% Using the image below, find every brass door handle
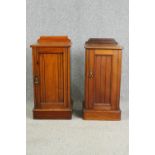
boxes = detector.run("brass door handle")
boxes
[34,76,39,85]
[89,71,94,79]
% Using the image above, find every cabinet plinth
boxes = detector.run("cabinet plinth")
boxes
[31,36,72,119]
[83,38,122,120]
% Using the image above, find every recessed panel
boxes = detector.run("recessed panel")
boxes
[39,53,64,104]
[94,55,112,104]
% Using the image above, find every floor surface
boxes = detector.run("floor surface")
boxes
[27,101,128,155]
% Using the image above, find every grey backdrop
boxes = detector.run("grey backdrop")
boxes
[26,0,129,106]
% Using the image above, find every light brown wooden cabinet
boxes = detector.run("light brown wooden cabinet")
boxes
[30,36,72,119]
[83,38,122,120]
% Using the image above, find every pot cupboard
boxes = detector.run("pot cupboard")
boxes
[83,38,122,120]
[31,36,72,119]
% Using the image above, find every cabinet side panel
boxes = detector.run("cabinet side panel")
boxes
[111,52,118,110]
[116,50,122,109]
[67,48,71,107]
[63,49,68,107]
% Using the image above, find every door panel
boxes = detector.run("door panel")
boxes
[39,53,64,103]
[37,48,67,109]
[94,55,112,104]
[88,50,118,110]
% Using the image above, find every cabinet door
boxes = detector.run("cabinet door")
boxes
[86,49,121,110]
[34,47,68,109]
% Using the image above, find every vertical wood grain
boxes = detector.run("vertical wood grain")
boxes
[105,56,112,103]
[94,56,101,103]
[58,53,64,102]
[45,54,59,102]
[39,54,46,103]
[39,51,65,105]
[94,55,112,105]
[100,56,106,103]
[67,48,71,108]
[63,49,68,107]
[111,52,118,110]
[116,50,122,109]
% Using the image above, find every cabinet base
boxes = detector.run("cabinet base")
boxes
[33,108,72,119]
[83,109,121,121]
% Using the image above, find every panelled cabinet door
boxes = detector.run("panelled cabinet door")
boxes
[36,48,68,109]
[87,49,120,111]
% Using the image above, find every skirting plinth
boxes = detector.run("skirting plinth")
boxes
[83,109,121,121]
[33,108,72,119]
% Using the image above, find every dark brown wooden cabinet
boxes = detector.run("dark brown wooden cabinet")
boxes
[83,38,122,120]
[30,36,72,119]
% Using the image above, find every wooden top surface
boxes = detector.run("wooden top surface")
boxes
[30,36,71,47]
[85,38,122,49]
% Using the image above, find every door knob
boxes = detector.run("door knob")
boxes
[89,71,94,79]
[34,76,39,85]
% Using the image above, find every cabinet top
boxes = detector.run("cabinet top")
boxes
[85,38,122,49]
[30,36,71,47]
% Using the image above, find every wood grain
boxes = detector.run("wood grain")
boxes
[105,56,112,103]
[83,108,121,121]
[94,56,101,103]
[83,38,122,120]
[31,36,72,119]
[88,50,94,109]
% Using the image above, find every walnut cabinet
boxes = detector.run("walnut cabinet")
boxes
[31,36,72,119]
[83,38,122,120]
